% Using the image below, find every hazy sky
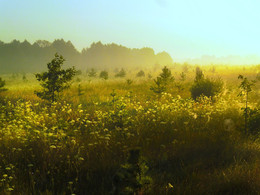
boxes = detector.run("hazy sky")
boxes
[1,0,260,59]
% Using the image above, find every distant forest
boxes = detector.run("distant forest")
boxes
[0,39,173,73]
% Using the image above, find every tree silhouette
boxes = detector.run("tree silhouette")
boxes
[0,40,173,74]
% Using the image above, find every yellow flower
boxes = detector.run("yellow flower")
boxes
[50,145,57,149]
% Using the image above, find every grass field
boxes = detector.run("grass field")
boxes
[0,65,260,194]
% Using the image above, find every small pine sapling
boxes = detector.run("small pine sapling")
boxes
[150,66,174,95]
[88,68,97,77]
[126,79,133,85]
[22,74,27,82]
[110,89,117,107]
[180,72,186,82]
[112,148,152,194]
[35,53,76,102]
[99,70,108,80]
[159,66,174,85]
[115,68,126,78]
[195,66,204,82]
[238,75,256,135]
[77,84,84,97]
[136,70,145,77]
[175,72,186,92]
[150,77,166,95]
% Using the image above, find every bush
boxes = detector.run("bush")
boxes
[190,78,223,100]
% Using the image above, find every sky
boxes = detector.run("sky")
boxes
[1,0,260,60]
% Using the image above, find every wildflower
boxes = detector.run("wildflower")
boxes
[50,145,57,149]
[78,157,84,161]
[7,188,14,191]
[28,164,34,167]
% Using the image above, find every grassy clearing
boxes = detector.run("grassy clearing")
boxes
[0,65,259,194]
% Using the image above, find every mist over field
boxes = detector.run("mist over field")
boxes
[1,0,260,194]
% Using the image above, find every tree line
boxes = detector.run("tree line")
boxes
[0,39,173,74]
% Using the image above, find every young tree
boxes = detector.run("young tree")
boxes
[238,75,256,134]
[115,68,126,78]
[150,66,174,95]
[99,70,108,80]
[179,72,186,82]
[195,66,204,82]
[22,73,27,82]
[88,68,97,77]
[126,79,133,85]
[159,66,174,84]
[77,84,84,97]
[35,53,76,102]
[150,77,166,94]
[136,70,145,77]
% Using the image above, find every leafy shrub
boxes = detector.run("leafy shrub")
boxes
[190,78,223,100]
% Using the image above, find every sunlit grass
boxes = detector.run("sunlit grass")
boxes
[0,64,259,194]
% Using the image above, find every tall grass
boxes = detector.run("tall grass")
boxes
[0,65,259,194]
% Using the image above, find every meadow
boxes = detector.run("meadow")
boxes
[0,64,260,194]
